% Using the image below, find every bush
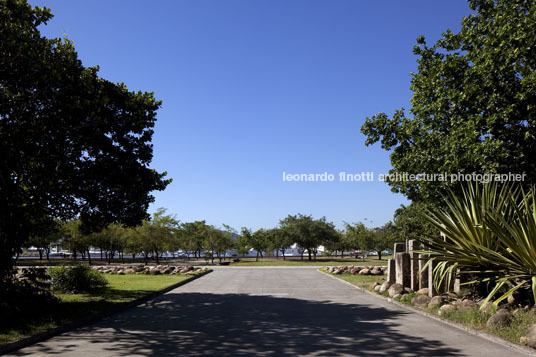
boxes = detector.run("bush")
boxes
[49,265,107,292]
[422,182,536,307]
[0,281,59,330]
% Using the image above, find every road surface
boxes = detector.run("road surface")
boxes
[8,267,527,356]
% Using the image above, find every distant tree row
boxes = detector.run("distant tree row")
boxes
[22,211,408,263]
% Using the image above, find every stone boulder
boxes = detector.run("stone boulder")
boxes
[388,283,404,298]
[412,295,431,307]
[359,268,370,275]
[438,304,456,316]
[370,268,383,276]
[428,296,445,309]
[487,311,513,328]
[416,288,429,295]
[163,267,174,274]
[523,324,536,348]
[379,281,392,293]
[455,300,479,311]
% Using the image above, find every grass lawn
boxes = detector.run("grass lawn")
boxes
[232,256,390,266]
[320,268,385,290]
[0,274,192,346]
[430,304,536,346]
[321,269,536,347]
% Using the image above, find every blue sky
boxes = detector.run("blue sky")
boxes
[32,0,470,230]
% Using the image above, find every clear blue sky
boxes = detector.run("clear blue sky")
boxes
[32,0,470,230]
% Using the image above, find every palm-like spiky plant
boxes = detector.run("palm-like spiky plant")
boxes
[420,182,536,308]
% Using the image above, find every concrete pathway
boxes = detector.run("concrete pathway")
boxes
[8,267,528,356]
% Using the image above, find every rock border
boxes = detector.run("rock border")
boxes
[0,269,212,356]
[319,269,536,357]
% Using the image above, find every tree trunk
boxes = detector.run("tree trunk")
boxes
[308,250,312,261]
[256,252,259,262]
[87,249,92,265]
[282,250,286,261]
[38,249,43,260]
[155,250,160,264]
[378,251,382,260]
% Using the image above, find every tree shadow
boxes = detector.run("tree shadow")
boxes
[12,291,464,356]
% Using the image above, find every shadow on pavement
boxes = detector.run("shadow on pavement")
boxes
[12,292,463,356]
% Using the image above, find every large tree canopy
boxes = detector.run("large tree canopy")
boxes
[280,214,339,261]
[0,0,170,281]
[361,0,536,204]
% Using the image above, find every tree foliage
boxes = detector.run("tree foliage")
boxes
[0,0,170,282]
[280,214,339,261]
[392,203,439,241]
[361,0,536,204]
[179,221,207,258]
[266,227,294,260]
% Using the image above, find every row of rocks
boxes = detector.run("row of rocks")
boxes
[372,281,413,296]
[91,265,207,275]
[324,265,386,276]
[371,278,536,349]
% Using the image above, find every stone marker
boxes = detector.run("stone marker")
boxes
[418,254,429,289]
[408,240,420,291]
[394,242,405,253]
[387,258,396,283]
[395,252,410,287]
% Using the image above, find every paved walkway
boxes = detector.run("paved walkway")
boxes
[8,267,527,356]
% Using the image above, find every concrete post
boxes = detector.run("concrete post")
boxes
[418,254,429,290]
[395,252,411,287]
[408,240,420,291]
[387,258,396,283]
[394,242,405,254]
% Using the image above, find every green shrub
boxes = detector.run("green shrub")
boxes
[422,182,536,308]
[0,281,59,330]
[49,265,107,292]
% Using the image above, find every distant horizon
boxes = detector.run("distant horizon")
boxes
[30,0,471,230]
